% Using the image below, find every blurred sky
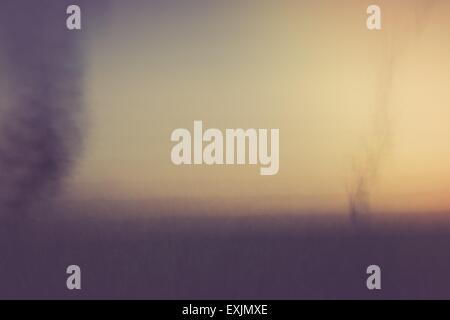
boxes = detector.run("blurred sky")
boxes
[66,0,450,214]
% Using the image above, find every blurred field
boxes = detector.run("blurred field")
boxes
[1,199,450,299]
